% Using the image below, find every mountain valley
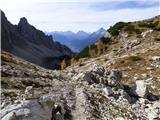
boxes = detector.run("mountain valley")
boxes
[47,28,107,52]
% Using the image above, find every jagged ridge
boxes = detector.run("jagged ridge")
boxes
[1,10,73,69]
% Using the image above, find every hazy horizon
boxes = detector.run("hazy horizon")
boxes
[0,0,159,32]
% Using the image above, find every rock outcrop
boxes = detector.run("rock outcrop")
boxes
[73,64,123,89]
[1,10,73,69]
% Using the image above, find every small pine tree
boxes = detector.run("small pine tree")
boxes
[60,59,66,70]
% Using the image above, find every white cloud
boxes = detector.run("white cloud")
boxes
[0,0,159,32]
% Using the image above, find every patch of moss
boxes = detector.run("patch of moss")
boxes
[2,91,17,97]
[128,55,142,61]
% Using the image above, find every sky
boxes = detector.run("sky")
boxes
[0,0,159,32]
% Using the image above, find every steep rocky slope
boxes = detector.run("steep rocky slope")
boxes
[1,10,73,69]
[1,51,160,120]
[75,16,160,96]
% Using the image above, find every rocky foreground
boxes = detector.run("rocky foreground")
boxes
[1,51,160,120]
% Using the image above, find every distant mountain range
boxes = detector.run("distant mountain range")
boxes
[47,28,107,52]
[1,10,73,69]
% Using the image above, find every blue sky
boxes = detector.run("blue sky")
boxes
[0,0,159,32]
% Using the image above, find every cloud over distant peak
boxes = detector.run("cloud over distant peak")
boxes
[0,0,159,32]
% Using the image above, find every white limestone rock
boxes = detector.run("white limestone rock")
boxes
[1,95,56,120]
[103,87,114,96]
[135,80,149,98]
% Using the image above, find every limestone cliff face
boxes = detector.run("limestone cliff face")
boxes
[1,10,73,69]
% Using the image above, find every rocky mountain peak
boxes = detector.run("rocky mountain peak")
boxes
[1,10,9,24]
[19,17,28,25]
[1,10,73,69]
[18,17,30,29]
[1,10,5,18]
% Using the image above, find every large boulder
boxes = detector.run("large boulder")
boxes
[1,95,65,120]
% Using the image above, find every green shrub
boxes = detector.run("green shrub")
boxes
[128,55,141,61]
[124,25,142,34]
[108,22,128,36]
[124,25,135,33]
[139,21,159,30]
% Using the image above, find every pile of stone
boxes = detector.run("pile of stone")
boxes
[72,64,160,119]
[73,64,123,89]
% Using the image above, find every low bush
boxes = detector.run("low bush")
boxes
[139,21,159,31]
[128,55,141,61]
[108,22,128,36]
[124,25,142,35]
[100,37,111,44]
